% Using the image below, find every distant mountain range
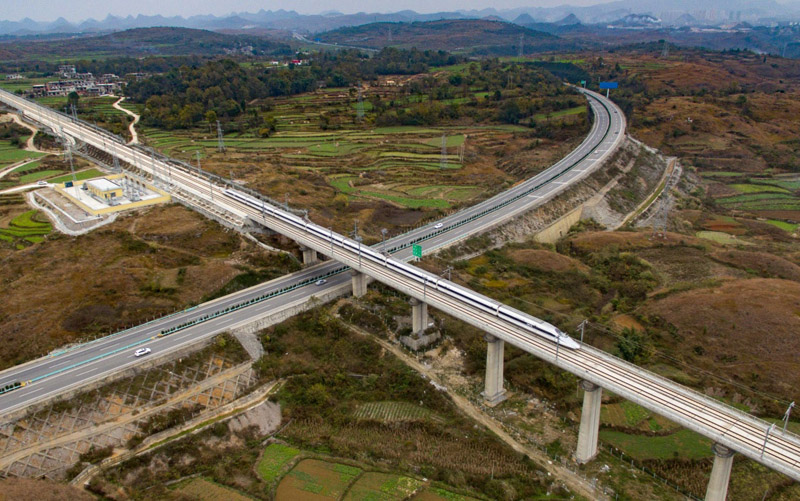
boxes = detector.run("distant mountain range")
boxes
[316,19,576,55]
[1,1,799,37]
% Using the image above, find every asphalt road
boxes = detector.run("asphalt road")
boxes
[0,88,623,417]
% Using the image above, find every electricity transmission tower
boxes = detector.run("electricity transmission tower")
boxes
[440,134,447,170]
[216,120,226,153]
[356,84,365,122]
[518,34,524,58]
[661,40,670,58]
[112,150,121,173]
[63,141,77,184]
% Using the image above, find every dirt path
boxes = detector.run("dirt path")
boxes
[0,157,41,180]
[0,113,43,153]
[112,97,140,145]
[347,324,606,501]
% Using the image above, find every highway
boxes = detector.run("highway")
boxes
[0,86,620,418]
[6,86,799,481]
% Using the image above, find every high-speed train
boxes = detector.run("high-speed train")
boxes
[224,189,580,350]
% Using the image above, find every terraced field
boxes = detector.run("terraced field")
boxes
[353,401,443,423]
[712,175,800,224]
[135,86,570,220]
[257,443,301,484]
[0,210,51,249]
[0,139,45,168]
[174,477,253,501]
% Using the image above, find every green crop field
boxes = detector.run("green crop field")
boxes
[0,76,51,93]
[174,477,253,501]
[48,168,106,184]
[699,171,745,178]
[257,443,301,484]
[10,160,44,173]
[343,472,423,501]
[696,231,752,245]
[534,106,586,121]
[729,183,790,194]
[276,459,361,500]
[0,140,45,166]
[19,170,64,183]
[423,134,465,147]
[600,428,713,461]
[766,220,799,232]
[353,401,442,423]
[0,210,51,248]
[415,487,480,501]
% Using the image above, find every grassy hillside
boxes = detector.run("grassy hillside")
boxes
[318,19,576,55]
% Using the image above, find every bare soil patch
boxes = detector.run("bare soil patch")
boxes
[565,230,697,254]
[646,278,800,401]
[711,249,800,282]
[507,248,589,273]
[0,477,93,501]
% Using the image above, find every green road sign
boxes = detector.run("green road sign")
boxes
[580,80,586,87]
[412,244,422,258]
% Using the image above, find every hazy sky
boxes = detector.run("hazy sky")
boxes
[4,0,612,22]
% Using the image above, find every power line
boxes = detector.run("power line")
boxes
[504,294,794,406]
[427,259,794,406]
[216,120,226,153]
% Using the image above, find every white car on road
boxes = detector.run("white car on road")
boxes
[434,223,443,229]
[315,279,327,286]
[134,347,151,357]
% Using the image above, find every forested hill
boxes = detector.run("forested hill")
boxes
[0,27,292,69]
[317,19,578,55]
[125,48,463,129]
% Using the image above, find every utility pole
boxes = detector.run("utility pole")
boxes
[661,40,669,58]
[578,319,588,347]
[555,333,561,362]
[112,150,121,174]
[783,402,795,433]
[381,228,388,254]
[761,423,775,458]
[441,266,452,281]
[518,34,524,58]
[195,150,202,175]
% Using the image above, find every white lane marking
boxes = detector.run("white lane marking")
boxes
[74,368,96,379]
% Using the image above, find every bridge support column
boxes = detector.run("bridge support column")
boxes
[575,380,602,463]
[299,246,318,266]
[410,298,428,333]
[705,443,735,501]
[350,270,367,298]
[481,334,507,406]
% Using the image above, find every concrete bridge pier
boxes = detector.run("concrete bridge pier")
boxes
[299,246,318,266]
[410,298,428,333]
[705,443,735,501]
[350,270,367,298]
[481,334,507,406]
[575,380,602,463]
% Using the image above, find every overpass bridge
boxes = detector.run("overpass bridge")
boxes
[1,88,796,498]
